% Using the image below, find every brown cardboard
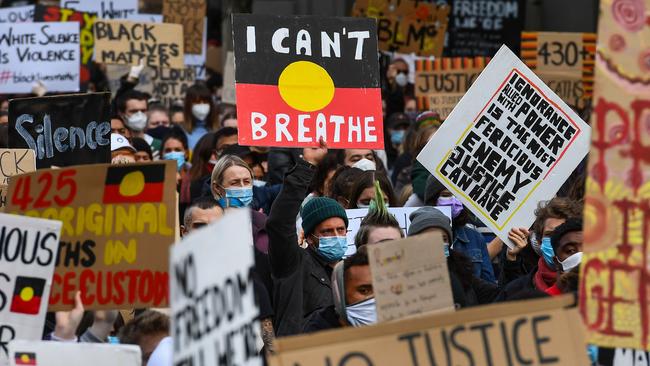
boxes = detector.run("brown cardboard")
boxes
[162,0,205,55]
[368,232,454,322]
[94,19,185,69]
[5,161,177,310]
[0,149,36,212]
[221,51,236,104]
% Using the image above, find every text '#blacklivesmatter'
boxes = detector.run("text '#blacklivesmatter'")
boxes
[438,70,579,225]
[232,14,383,148]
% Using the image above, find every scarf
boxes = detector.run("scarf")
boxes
[534,257,557,291]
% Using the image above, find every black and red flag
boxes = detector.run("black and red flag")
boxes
[232,14,384,149]
[103,164,165,204]
[14,352,36,365]
[10,276,45,315]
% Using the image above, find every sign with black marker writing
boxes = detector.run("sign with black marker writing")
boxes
[61,0,138,19]
[171,210,261,366]
[0,6,34,23]
[0,214,61,366]
[0,22,80,94]
[94,19,184,69]
[417,46,591,248]
[151,66,196,108]
[8,93,111,169]
[162,0,205,55]
[9,340,141,366]
[0,149,36,212]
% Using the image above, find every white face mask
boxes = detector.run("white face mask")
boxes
[395,72,408,87]
[191,103,210,121]
[559,252,583,272]
[346,297,377,327]
[351,158,376,171]
[126,111,147,131]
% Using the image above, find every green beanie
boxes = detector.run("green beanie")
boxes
[301,197,349,236]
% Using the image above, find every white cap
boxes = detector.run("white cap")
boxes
[111,133,136,153]
[147,336,172,366]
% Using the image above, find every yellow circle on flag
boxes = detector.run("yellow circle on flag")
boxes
[119,171,145,197]
[20,287,34,302]
[21,354,30,363]
[278,61,335,112]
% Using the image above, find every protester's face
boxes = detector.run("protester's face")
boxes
[556,231,583,262]
[0,100,8,112]
[0,114,7,125]
[252,164,265,180]
[163,138,186,155]
[438,189,453,198]
[124,99,147,117]
[344,149,374,166]
[389,60,409,77]
[312,217,347,245]
[171,111,184,125]
[139,332,167,364]
[404,99,417,114]
[356,187,388,207]
[184,207,223,235]
[417,227,450,243]
[134,151,151,162]
[215,135,238,157]
[111,118,130,137]
[543,217,565,238]
[345,264,373,305]
[221,165,253,189]
[223,118,238,128]
[111,149,135,159]
[367,226,402,245]
[147,110,170,129]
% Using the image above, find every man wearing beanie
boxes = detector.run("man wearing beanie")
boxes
[267,141,349,336]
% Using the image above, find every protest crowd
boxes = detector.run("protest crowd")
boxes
[0,0,647,365]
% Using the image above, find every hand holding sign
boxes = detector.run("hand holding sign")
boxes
[302,137,328,166]
[54,291,84,341]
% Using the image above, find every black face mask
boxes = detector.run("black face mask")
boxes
[146,125,172,140]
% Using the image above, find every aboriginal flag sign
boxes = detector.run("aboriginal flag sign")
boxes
[232,14,384,149]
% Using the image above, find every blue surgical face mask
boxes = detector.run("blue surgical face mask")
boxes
[390,130,405,145]
[220,187,253,208]
[443,243,450,257]
[163,151,185,171]
[540,237,555,267]
[437,196,464,218]
[346,297,377,327]
[315,235,347,262]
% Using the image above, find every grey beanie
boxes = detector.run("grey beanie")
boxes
[408,206,453,241]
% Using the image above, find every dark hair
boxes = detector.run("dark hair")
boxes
[148,103,169,115]
[344,245,369,276]
[447,250,475,289]
[532,197,583,242]
[328,166,364,208]
[310,152,340,196]
[161,126,189,152]
[550,218,583,253]
[130,137,153,159]
[183,83,217,132]
[189,132,216,181]
[220,111,237,127]
[0,124,8,148]
[354,215,403,248]
[213,127,238,150]
[184,196,221,227]
[118,310,169,345]
[347,170,396,209]
[116,90,148,114]
[335,149,387,174]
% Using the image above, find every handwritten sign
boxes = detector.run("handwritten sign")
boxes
[0,6,34,23]
[580,0,650,351]
[0,149,36,211]
[417,46,591,248]
[268,296,589,366]
[0,214,61,366]
[8,93,111,169]
[61,0,138,19]
[352,0,450,57]
[521,32,596,109]
[171,210,261,366]
[5,162,177,311]
[151,66,196,108]
[415,57,489,119]
[162,0,205,54]
[0,22,80,94]
[94,19,185,69]
[9,340,141,366]
[369,233,454,322]
[232,14,383,149]
[445,0,526,57]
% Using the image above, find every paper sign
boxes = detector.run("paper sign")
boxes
[369,233,454,322]
[268,296,589,366]
[0,149,36,212]
[445,0,526,57]
[5,161,177,311]
[8,93,111,169]
[171,210,261,366]
[579,0,650,351]
[0,6,34,23]
[0,22,80,94]
[94,19,185,69]
[352,0,450,57]
[163,0,205,54]
[61,0,138,19]
[151,67,196,108]
[415,57,490,119]
[222,51,236,105]
[232,14,384,149]
[9,340,141,366]
[521,32,596,109]
[0,214,61,366]
[416,46,591,248]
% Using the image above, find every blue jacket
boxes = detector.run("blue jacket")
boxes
[452,225,496,283]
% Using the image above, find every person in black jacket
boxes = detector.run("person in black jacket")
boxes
[267,140,350,336]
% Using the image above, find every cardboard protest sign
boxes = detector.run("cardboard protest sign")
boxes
[232,14,384,149]
[352,0,450,56]
[0,23,80,94]
[369,233,454,322]
[445,0,526,57]
[8,93,111,169]
[579,0,650,351]
[5,161,177,311]
[9,340,141,366]
[163,0,205,54]
[0,6,34,23]
[521,32,596,109]
[171,209,260,365]
[415,57,490,119]
[0,214,61,366]
[61,0,138,19]
[222,51,236,105]
[94,19,184,69]
[151,67,196,108]
[0,149,36,212]
[268,296,589,366]
[34,5,97,91]
[416,46,591,248]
